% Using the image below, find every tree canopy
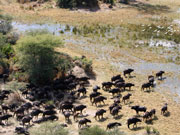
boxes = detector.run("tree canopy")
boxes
[15,33,63,85]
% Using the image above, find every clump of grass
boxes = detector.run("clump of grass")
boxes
[79,125,107,135]
[107,128,126,135]
[65,24,70,31]
[45,100,54,105]
[175,55,180,64]
[145,126,151,134]
[59,30,64,34]
[152,127,160,135]
[29,121,69,135]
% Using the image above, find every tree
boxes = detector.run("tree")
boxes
[15,33,63,85]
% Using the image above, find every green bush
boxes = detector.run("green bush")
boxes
[15,33,63,85]
[79,126,107,135]
[29,121,69,135]
[56,0,77,9]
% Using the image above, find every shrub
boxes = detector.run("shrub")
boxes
[56,0,77,9]
[79,126,107,135]
[0,20,12,35]
[29,121,69,135]
[145,126,151,134]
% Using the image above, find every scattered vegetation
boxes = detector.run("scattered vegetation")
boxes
[79,126,107,135]
[145,126,160,135]
[79,126,125,135]
[125,23,180,43]
[29,121,69,135]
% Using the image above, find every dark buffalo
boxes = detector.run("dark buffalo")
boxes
[141,82,152,91]
[123,68,134,78]
[95,109,106,120]
[78,118,91,128]
[92,96,107,106]
[127,117,141,129]
[109,88,120,96]
[124,83,135,91]
[107,122,121,130]
[73,105,86,114]
[122,93,132,104]
[102,82,113,90]
[156,71,165,80]
[111,74,122,82]
[131,106,147,114]
[89,92,101,103]
[161,103,168,115]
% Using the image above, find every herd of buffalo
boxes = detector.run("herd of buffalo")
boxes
[0,68,169,134]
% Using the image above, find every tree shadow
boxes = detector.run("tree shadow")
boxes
[129,1,170,14]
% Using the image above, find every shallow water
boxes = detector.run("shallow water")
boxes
[12,22,74,35]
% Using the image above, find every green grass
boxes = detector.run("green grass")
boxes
[29,121,69,135]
